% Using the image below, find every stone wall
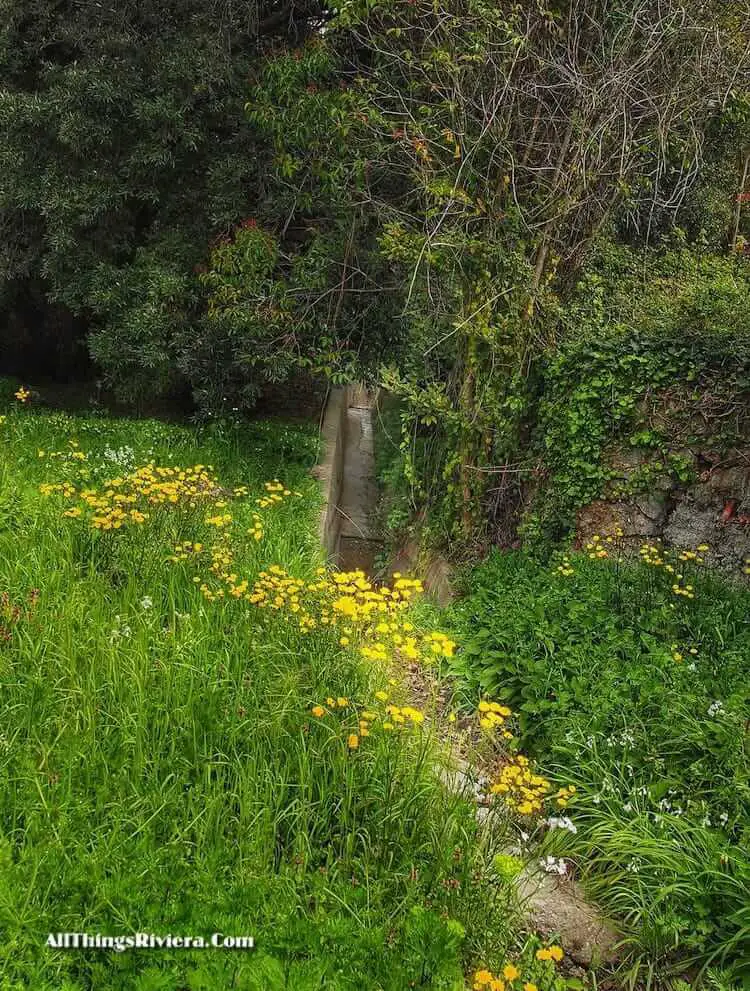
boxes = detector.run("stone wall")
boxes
[577,455,750,576]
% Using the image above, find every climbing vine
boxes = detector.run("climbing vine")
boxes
[522,248,750,548]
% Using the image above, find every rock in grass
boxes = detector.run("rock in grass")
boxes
[516,868,620,968]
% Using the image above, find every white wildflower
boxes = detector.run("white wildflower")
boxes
[540,856,568,876]
[546,816,577,834]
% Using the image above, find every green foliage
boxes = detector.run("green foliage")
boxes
[524,247,750,547]
[447,547,750,977]
[239,0,749,548]
[0,0,335,402]
[246,3,746,553]
[3,0,747,481]
[376,244,750,555]
[193,224,291,412]
[242,43,408,390]
[246,43,374,214]
[628,88,750,251]
[188,221,365,413]
[0,392,517,988]
[87,237,198,403]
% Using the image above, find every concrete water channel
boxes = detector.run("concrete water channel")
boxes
[315,385,383,573]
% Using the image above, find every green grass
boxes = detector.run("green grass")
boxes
[0,392,517,990]
[447,547,750,984]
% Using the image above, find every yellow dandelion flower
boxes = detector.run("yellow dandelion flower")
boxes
[474,970,494,987]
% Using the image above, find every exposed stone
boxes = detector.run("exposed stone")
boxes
[632,492,671,526]
[662,501,716,548]
[314,385,385,572]
[440,756,622,969]
[515,870,620,968]
[664,500,750,573]
[608,447,648,473]
[576,450,750,577]
[389,538,455,604]
[577,498,665,541]
[314,387,348,559]
[690,482,719,510]
[338,404,381,544]
[437,759,487,801]
[424,555,455,606]
[705,465,750,497]
[338,536,381,574]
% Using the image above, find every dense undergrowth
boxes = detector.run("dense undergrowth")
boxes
[372,247,750,557]
[525,246,750,548]
[0,382,550,990]
[446,545,750,983]
[3,367,748,989]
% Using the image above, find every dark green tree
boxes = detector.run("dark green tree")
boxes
[0,0,326,396]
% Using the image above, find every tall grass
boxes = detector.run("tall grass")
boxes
[0,398,516,990]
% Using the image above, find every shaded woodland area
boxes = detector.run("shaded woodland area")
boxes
[2,1,748,548]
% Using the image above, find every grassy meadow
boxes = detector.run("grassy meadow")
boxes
[0,384,547,990]
[12,376,747,989]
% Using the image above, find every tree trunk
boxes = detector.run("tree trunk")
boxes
[730,150,750,253]
[459,331,478,538]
